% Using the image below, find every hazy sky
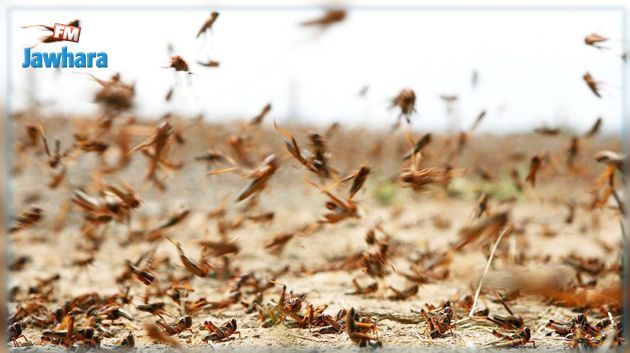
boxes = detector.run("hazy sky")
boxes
[8,7,627,132]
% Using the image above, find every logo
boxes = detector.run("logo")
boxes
[52,23,81,43]
[21,20,108,69]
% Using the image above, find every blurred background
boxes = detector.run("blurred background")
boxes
[5,5,628,133]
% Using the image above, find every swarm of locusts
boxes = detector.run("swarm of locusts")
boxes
[7,11,625,350]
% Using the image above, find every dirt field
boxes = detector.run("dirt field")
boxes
[7,116,624,350]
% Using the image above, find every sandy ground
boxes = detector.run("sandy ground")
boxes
[7,117,623,350]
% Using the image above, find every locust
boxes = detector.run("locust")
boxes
[72,134,109,155]
[226,134,255,167]
[144,322,180,347]
[118,248,155,284]
[364,221,391,246]
[197,12,220,38]
[165,86,174,101]
[146,209,190,240]
[10,256,31,271]
[565,200,576,224]
[86,303,133,322]
[99,124,134,173]
[39,126,69,188]
[137,302,170,320]
[325,122,340,139]
[455,211,510,251]
[419,305,454,339]
[401,260,450,284]
[400,154,463,192]
[308,180,361,224]
[339,165,370,198]
[469,110,487,131]
[308,132,334,178]
[246,211,275,224]
[584,33,609,49]
[526,153,544,187]
[71,253,96,272]
[317,309,347,334]
[129,120,179,190]
[16,123,41,154]
[402,133,432,161]
[45,313,79,347]
[476,193,489,218]
[197,60,220,67]
[206,197,229,219]
[594,150,625,169]
[585,117,603,138]
[264,232,296,255]
[534,126,560,136]
[197,237,240,257]
[591,150,626,210]
[346,279,378,295]
[39,125,63,167]
[10,206,43,234]
[34,273,61,293]
[583,72,602,98]
[361,242,391,279]
[166,235,215,278]
[439,94,457,104]
[431,215,452,230]
[217,216,246,235]
[274,122,335,178]
[546,313,620,349]
[124,259,157,286]
[89,72,135,113]
[345,308,381,347]
[440,94,458,121]
[486,291,524,330]
[566,136,580,169]
[390,88,417,125]
[249,103,272,126]
[453,131,469,157]
[354,85,369,98]
[485,326,534,348]
[562,254,606,276]
[117,332,135,348]
[206,291,242,310]
[7,322,29,346]
[203,319,240,342]
[167,55,192,74]
[300,9,347,28]
[255,285,306,327]
[156,315,193,336]
[289,304,333,329]
[510,168,524,191]
[474,166,496,182]
[41,327,101,349]
[72,184,140,225]
[387,284,419,301]
[278,286,308,323]
[182,299,212,315]
[235,154,279,202]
